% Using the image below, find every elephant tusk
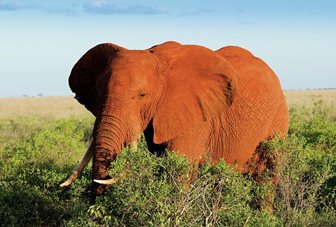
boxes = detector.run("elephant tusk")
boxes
[60,140,94,187]
[93,178,119,185]
[93,173,126,185]
[60,171,79,187]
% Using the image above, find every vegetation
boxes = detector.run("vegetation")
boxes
[0,91,336,226]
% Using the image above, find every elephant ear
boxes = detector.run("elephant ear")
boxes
[151,45,238,144]
[69,43,125,116]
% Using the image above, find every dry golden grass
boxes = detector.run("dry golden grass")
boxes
[285,89,336,108]
[0,96,92,120]
[0,96,93,146]
[0,89,335,120]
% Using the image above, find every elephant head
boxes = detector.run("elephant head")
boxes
[61,41,237,195]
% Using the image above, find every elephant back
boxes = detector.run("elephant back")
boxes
[216,46,254,59]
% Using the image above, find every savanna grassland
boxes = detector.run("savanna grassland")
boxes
[1,90,336,226]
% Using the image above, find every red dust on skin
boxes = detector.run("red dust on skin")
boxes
[66,41,288,196]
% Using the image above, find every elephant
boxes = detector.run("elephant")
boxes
[60,41,289,196]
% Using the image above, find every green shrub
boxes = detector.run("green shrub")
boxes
[73,146,279,226]
[268,100,336,226]
[0,118,93,226]
[0,99,335,226]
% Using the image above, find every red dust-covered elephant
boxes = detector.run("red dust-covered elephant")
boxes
[60,41,289,195]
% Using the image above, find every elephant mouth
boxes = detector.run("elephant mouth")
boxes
[60,138,138,187]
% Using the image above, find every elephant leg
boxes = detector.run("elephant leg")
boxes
[244,136,283,183]
[144,120,167,156]
[244,141,278,211]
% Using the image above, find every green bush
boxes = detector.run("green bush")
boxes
[0,118,93,226]
[79,147,279,226]
[269,100,336,226]
[0,99,335,226]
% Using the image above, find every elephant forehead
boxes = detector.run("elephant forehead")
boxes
[109,54,158,89]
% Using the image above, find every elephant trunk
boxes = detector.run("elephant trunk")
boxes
[92,112,128,195]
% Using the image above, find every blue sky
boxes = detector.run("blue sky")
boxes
[0,0,335,97]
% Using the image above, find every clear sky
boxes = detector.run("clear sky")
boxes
[0,0,335,97]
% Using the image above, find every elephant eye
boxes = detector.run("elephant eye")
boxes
[138,92,146,99]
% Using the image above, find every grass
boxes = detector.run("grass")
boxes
[0,90,336,226]
[0,96,94,147]
[0,96,91,120]
[285,89,336,109]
